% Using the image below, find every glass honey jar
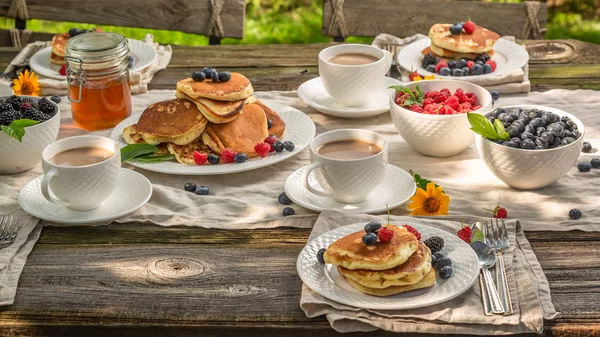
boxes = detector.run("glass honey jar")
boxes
[66,32,132,131]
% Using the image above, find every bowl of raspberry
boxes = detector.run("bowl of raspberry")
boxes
[0,95,60,174]
[389,80,492,157]
[475,105,585,190]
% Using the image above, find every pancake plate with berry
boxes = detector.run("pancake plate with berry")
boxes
[429,23,499,54]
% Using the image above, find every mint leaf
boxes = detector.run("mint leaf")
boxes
[120,144,159,162]
[1,119,39,142]
[467,113,508,141]
[134,154,175,163]
[493,119,505,135]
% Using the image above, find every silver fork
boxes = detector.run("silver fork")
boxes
[376,44,401,77]
[0,215,19,249]
[485,218,513,314]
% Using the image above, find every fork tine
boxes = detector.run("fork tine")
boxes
[483,220,492,245]
[0,216,7,241]
[500,218,509,245]
[9,216,18,240]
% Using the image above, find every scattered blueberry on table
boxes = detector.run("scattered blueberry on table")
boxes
[194,186,210,195]
[278,192,292,205]
[569,208,582,220]
[578,162,592,172]
[582,142,592,153]
[184,182,197,192]
[591,158,600,169]
[282,207,295,216]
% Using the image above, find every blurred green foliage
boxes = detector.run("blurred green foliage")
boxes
[0,0,597,45]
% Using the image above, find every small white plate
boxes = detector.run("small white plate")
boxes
[297,222,480,310]
[298,77,403,119]
[285,164,416,214]
[18,168,152,224]
[397,37,529,80]
[109,99,316,175]
[30,38,157,80]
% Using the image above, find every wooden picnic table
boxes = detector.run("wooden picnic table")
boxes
[1,41,600,336]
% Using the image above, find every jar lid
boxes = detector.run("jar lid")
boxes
[66,32,130,72]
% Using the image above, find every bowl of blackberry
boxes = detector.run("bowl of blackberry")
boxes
[0,95,61,174]
[471,105,585,190]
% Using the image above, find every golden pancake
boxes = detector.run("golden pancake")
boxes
[324,225,419,271]
[51,33,69,57]
[201,103,269,157]
[345,268,436,297]
[175,91,245,124]
[422,45,495,61]
[167,137,219,164]
[429,23,499,54]
[50,51,66,65]
[120,124,171,155]
[134,98,208,145]
[254,100,286,139]
[176,72,254,101]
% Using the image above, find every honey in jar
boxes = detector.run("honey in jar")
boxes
[66,32,132,131]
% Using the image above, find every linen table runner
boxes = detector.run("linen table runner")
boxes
[300,211,557,334]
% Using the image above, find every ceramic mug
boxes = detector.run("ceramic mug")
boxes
[40,135,121,210]
[303,129,388,204]
[318,44,393,106]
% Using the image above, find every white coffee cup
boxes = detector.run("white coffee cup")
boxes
[40,135,121,211]
[318,44,393,106]
[303,129,388,204]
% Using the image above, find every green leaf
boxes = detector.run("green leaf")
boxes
[493,119,505,135]
[120,144,159,162]
[1,119,39,142]
[133,154,175,163]
[467,113,508,141]
[387,85,405,91]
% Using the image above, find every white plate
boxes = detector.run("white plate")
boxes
[30,38,157,80]
[298,77,403,119]
[397,37,529,80]
[297,222,480,310]
[109,99,316,175]
[285,164,416,214]
[18,168,152,224]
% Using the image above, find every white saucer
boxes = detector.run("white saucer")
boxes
[284,164,416,213]
[298,77,403,119]
[18,168,152,224]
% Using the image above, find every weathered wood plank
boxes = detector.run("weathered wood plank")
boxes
[0,29,54,47]
[0,0,245,38]
[322,0,548,39]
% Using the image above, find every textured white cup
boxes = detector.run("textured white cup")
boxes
[303,129,388,203]
[41,135,121,210]
[318,44,392,106]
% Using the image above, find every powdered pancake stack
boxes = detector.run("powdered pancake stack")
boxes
[424,23,500,61]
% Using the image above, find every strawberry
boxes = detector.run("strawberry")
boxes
[457,226,473,243]
[221,149,237,163]
[59,64,66,76]
[408,71,420,81]
[463,21,476,35]
[193,151,208,165]
[484,204,508,218]
[378,227,394,243]
[403,225,421,240]
[485,60,497,72]
[254,142,271,158]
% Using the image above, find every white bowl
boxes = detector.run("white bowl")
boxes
[0,96,60,174]
[475,105,584,190]
[390,80,493,157]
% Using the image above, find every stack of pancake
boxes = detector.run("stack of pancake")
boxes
[51,33,69,66]
[423,23,500,61]
[324,225,435,296]
[122,72,286,164]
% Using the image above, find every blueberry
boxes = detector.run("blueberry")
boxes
[518,115,531,125]
[536,127,546,137]
[475,60,484,66]
[566,120,577,131]
[512,120,525,132]
[192,71,206,82]
[128,56,134,69]
[278,192,292,205]
[535,146,545,150]
[436,257,452,269]
[591,158,600,168]
[521,139,536,149]
[503,141,518,148]
[529,118,542,128]
[439,265,453,279]
[184,182,197,192]
[449,24,463,35]
[457,59,467,69]
[547,123,565,138]
[569,208,582,220]
[267,119,273,129]
[564,130,573,138]
[490,90,500,100]
[578,162,592,172]
[273,140,284,153]
[506,125,520,138]
[210,70,220,82]
[364,221,382,233]
[482,64,493,74]
[493,109,505,118]
[317,248,327,264]
[282,207,295,216]
[234,153,248,163]
[541,112,557,125]
[68,28,85,37]
[202,66,215,77]
[461,67,470,75]
[218,71,231,81]
[448,60,458,69]
[521,132,535,141]
[439,67,451,76]
[552,137,562,147]
[283,141,295,152]
[535,137,549,149]
[582,142,592,153]
[558,121,567,129]
[208,153,220,164]
[562,137,576,145]
[524,124,534,134]
[511,137,522,148]
[540,132,554,144]
[194,186,209,195]
[572,130,581,139]
[426,64,436,73]
[451,68,463,77]
[431,253,437,266]
[50,95,61,104]
[498,113,508,123]
[494,140,504,145]
[362,233,378,245]
[561,116,571,123]
[471,64,483,75]
[433,252,445,261]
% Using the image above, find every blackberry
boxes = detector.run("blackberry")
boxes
[23,107,46,121]
[0,109,20,126]
[37,97,55,115]
[421,53,436,68]
[423,236,444,253]
[21,97,36,108]
[5,95,22,110]
[475,53,491,63]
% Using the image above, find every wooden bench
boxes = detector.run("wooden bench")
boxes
[0,0,246,46]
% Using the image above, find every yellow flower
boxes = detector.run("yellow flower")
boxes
[412,75,423,81]
[408,182,450,216]
[12,70,41,96]
[424,75,436,80]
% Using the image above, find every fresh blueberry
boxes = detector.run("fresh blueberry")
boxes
[431,253,437,266]
[278,192,292,205]
[267,119,273,129]
[282,207,295,216]
[563,130,573,138]
[541,112,557,125]
[218,71,231,81]
[582,142,592,153]
[535,137,549,149]
[194,186,209,195]
[283,141,295,152]
[471,64,484,75]
[561,116,571,123]
[503,141,518,148]
[426,64,436,73]
[192,71,206,82]
[552,137,562,147]
[457,59,467,69]
[208,153,220,164]
[202,67,215,77]
[572,129,581,139]
[210,70,220,82]
[494,140,504,145]
[566,120,578,131]
[317,248,327,264]
[449,24,463,35]
[362,233,378,245]
[512,120,525,132]
[482,64,493,74]
[540,132,554,144]
[68,28,85,37]
[128,55,134,69]
[50,95,61,104]
[506,125,520,138]
[578,162,592,172]
[547,123,565,138]
[234,153,248,163]
[511,137,522,148]
[184,182,197,192]
[448,60,458,69]
[535,146,545,150]
[439,265,453,279]
[433,252,445,260]
[569,208,582,220]
[521,132,535,141]
[491,90,500,100]
[536,127,547,137]
[461,66,469,75]
[273,140,284,153]
[439,67,451,76]
[434,58,443,65]
[524,124,534,134]
[562,137,576,145]
[364,221,382,233]
[591,158,600,168]
[451,68,464,77]
[475,60,484,66]
[521,139,536,149]
[436,257,452,269]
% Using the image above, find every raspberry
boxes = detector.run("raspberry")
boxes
[425,91,439,99]
[459,102,472,112]
[424,103,442,115]
[495,207,508,218]
[457,226,472,243]
[403,225,421,240]
[221,149,237,163]
[485,60,497,71]
[378,227,394,243]
[472,105,482,110]
[422,98,434,107]
[193,151,208,165]
[254,142,271,157]
[443,96,460,110]
[441,105,455,115]
[59,64,66,76]
[440,88,451,96]
[395,92,409,106]
[434,60,448,73]
[454,89,468,103]
[466,60,475,71]
[463,21,476,34]
[433,92,448,103]
[409,104,424,113]
[264,135,278,145]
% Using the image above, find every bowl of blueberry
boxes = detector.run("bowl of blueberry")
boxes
[0,95,60,174]
[473,105,584,190]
